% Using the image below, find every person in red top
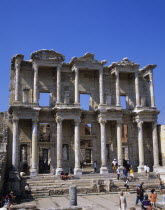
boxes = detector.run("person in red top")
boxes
[150,189,157,208]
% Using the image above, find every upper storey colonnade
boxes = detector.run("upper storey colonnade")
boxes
[11,50,157,110]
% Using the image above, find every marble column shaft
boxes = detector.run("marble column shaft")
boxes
[152,121,159,167]
[117,120,123,166]
[56,118,63,169]
[75,67,79,104]
[116,71,120,106]
[31,120,38,171]
[135,72,140,107]
[149,72,155,107]
[100,120,107,167]
[74,119,81,169]
[137,121,144,167]
[12,119,19,170]
[15,62,20,101]
[57,66,61,103]
[33,63,38,103]
[99,68,104,104]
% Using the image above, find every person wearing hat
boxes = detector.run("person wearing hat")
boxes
[112,158,118,173]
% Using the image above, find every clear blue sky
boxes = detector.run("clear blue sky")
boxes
[0,0,164,124]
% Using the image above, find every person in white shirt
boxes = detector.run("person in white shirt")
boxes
[116,166,121,180]
[112,159,118,173]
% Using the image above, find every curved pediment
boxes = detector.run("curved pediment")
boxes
[31,49,65,62]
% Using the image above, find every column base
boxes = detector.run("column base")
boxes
[56,167,63,175]
[137,165,144,173]
[136,105,141,108]
[74,168,82,176]
[100,167,109,175]
[30,168,38,177]
[153,165,165,172]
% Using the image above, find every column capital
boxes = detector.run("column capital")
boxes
[149,71,153,82]
[115,70,119,77]
[99,119,107,125]
[136,120,143,126]
[56,116,63,124]
[57,65,62,71]
[32,118,39,124]
[152,121,157,126]
[15,57,22,68]
[15,62,21,69]
[32,62,39,70]
[99,67,103,73]
[74,66,79,72]
[13,118,19,123]
[117,119,122,125]
[74,118,81,126]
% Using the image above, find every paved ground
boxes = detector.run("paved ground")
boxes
[11,192,163,210]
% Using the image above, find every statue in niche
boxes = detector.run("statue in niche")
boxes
[21,146,26,162]
[62,145,68,160]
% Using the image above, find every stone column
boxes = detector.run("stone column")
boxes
[117,120,123,166]
[135,71,140,107]
[12,118,19,170]
[33,62,39,104]
[137,120,144,172]
[99,119,108,174]
[56,65,61,104]
[149,72,155,107]
[115,71,120,106]
[99,68,104,105]
[56,117,63,175]
[31,119,38,176]
[74,67,79,104]
[74,119,82,175]
[14,60,21,101]
[152,121,159,168]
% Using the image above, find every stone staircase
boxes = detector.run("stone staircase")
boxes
[21,172,160,198]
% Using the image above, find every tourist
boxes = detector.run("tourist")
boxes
[156,170,160,179]
[135,184,142,205]
[124,178,129,192]
[140,183,145,202]
[150,189,157,208]
[117,166,121,180]
[162,189,165,203]
[93,161,97,173]
[129,167,134,181]
[25,184,30,196]
[112,159,118,173]
[123,167,128,180]
[144,164,147,176]
[60,171,65,180]
[119,191,127,210]
[159,178,164,193]
[146,165,150,180]
[141,194,151,210]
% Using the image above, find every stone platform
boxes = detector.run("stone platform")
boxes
[20,172,160,198]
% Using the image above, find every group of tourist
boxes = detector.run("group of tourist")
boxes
[0,191,16,210]
[119,187,165,210]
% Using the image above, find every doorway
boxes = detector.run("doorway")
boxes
[39,148,50,173]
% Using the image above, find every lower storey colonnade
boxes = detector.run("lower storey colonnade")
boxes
[11,118,160,176]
